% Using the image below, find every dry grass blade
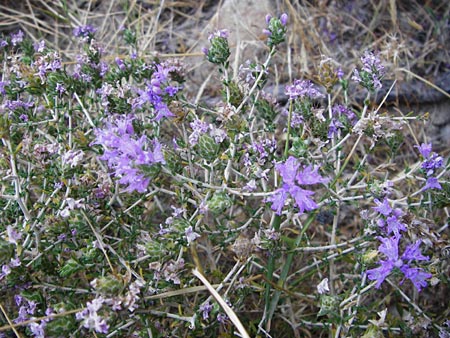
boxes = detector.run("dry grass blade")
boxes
[193,268,250,338]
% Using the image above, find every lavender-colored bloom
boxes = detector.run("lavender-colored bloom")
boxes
[367,260,394,288]
[268,188,288,215]
[201,47,209,56]
[416,142,444,190]
[135,63,181,120]
[76,297,109,334]
[289,185,317,214]
[6,225,22,244]
[208,29,229,41]
[290,111,304,128]
[280,13,288,26]
[276,156,300,185]
[352,51,385,90]
[421,152,443,176]
[377,236,400,263]
[92,115,165,193]
[0,81,10,95]
[400,266,432,292]
[73,25,96,38]
[328,118,344,138]
[10,30,24,46]
[372,197,392,216]
[402,240,429,262]
[185,226,201,244]
[115,57,126,71]
[386,215,406,235]
[199,301,213,320]
[368,235,431,291]
[28,321,46,338]
[332,104,357,125]
[296,164,329,185]
[15,295,23,307]
[33,40,45,52]
[285,79,324,100]
[217,313,228,324]
[416,143,432,159]
[269,156,327,215]
[423,177,442,191]
[189,119,210,146]
[55,83,65,95]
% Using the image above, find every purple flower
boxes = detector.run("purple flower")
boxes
[208,29,229,41]
[423,177,442,191]
[416,143,432,159]
[402,240,429,262]
[296,164,329,185]
[276,156,300,185]
[421,153,443,176]
[352,51,385,90]
[416,143,444,190]
[199,301,213,320]
[92,115,165,193]
[55,83,65,95]
[386,215,406,235]
[367,236,431,291]
[0,81,10,95]
[289,185,318,214]
[367,259,394,289]
[268,156,327,215]
[115,57,126,71]
[332,104,358,125]
[73,25,96,38]
[372,197,392,216]
[6,225,22,244]
[399,266,432,292]
[280,13,288,26]
[267,187,288,215]
[76,297,109,334]
[285,79,324,100]
[10,30,24,46]
[188,119,210,146]
[135,63,182,120]
[328,118,344,138]
[33,40,45,52]
[29,321,46,338]
[185,226,201,244]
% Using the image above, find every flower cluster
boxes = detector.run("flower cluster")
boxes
[367,235,431,291]
[135,61,183,120]
[11,295,54,338]
[367,197,432,291]
[416,142,444,191]
[328,104,358,138]
[263,13,288,47]
[202,29,230,65]
[92,115,165,193]
[285,79,324,101]
[75,297,109,334]
[73,24,97,40]
[268,156,328,215]
[352,51,386,91]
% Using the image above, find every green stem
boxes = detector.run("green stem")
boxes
[264,213,316,329]
[284,99,293,159]
[263,88,293,327]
